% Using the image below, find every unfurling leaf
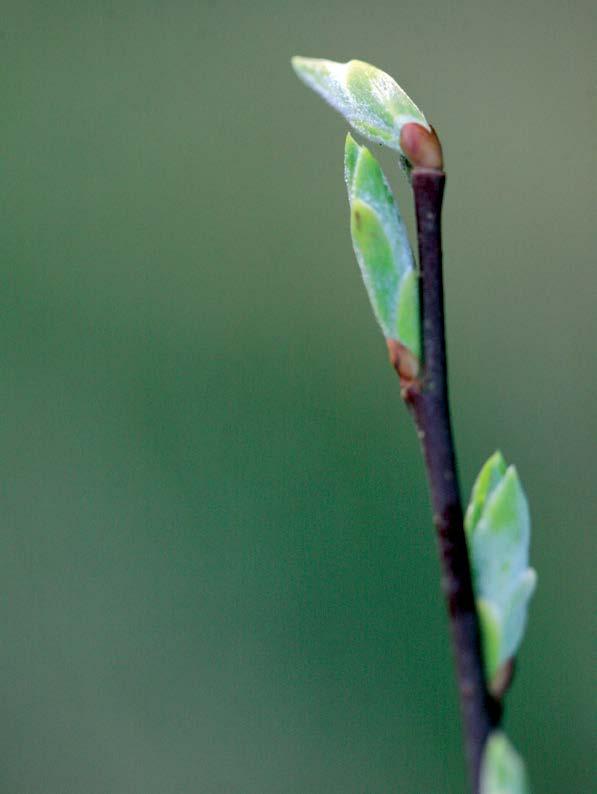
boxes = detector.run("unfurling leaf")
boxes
[344,134,420,357]
[481,732,531,794]
[291,56,429,159]
[465,452,537,682]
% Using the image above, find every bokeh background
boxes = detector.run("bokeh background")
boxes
[2,1,595,791]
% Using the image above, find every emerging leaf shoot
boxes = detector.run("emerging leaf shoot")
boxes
[291,53,536,789]
[465,452,537,683]
[481,732,531,794]
[292,56,429,161]
[344,134,420,358]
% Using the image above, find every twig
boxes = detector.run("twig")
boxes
[390,163,500,791]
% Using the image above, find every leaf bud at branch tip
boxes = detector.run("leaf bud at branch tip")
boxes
[400,123,443,170]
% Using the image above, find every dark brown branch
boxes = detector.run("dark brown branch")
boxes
[393,168,500,791]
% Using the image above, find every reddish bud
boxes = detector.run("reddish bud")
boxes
[400,123,443,170]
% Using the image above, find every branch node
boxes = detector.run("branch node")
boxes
[489,658,516,702]
[386,339,422,399]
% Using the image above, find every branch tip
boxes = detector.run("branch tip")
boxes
[401,123,444,170]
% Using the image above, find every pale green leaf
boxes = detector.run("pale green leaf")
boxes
[396,270,421,360]
[465,451,507,539]
[345,134,419,354]
[481,732,531,794]
[471,466,530,600]
[350,199,398,333]
[501,568,537,662]
[292,56,429,158]
[477,599,502,684]
[465,453,537,678]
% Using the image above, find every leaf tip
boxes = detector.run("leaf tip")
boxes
[481,732,531,794]
[291,55,333,83]
[489,449,507,470]
[290,55,318,85]
[502,463,524,496]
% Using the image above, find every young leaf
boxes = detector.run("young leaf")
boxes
[465,453,537,681]
[395,269,420,357]
[291,56,429,159]
[344,134,420,357]
[481,732,531,794]
[476,599,502,683]
[465,451,507,539]
[471,467,530,598]
[501,568,538,662]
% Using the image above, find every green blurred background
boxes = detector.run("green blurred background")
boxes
[2,2,595,791]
